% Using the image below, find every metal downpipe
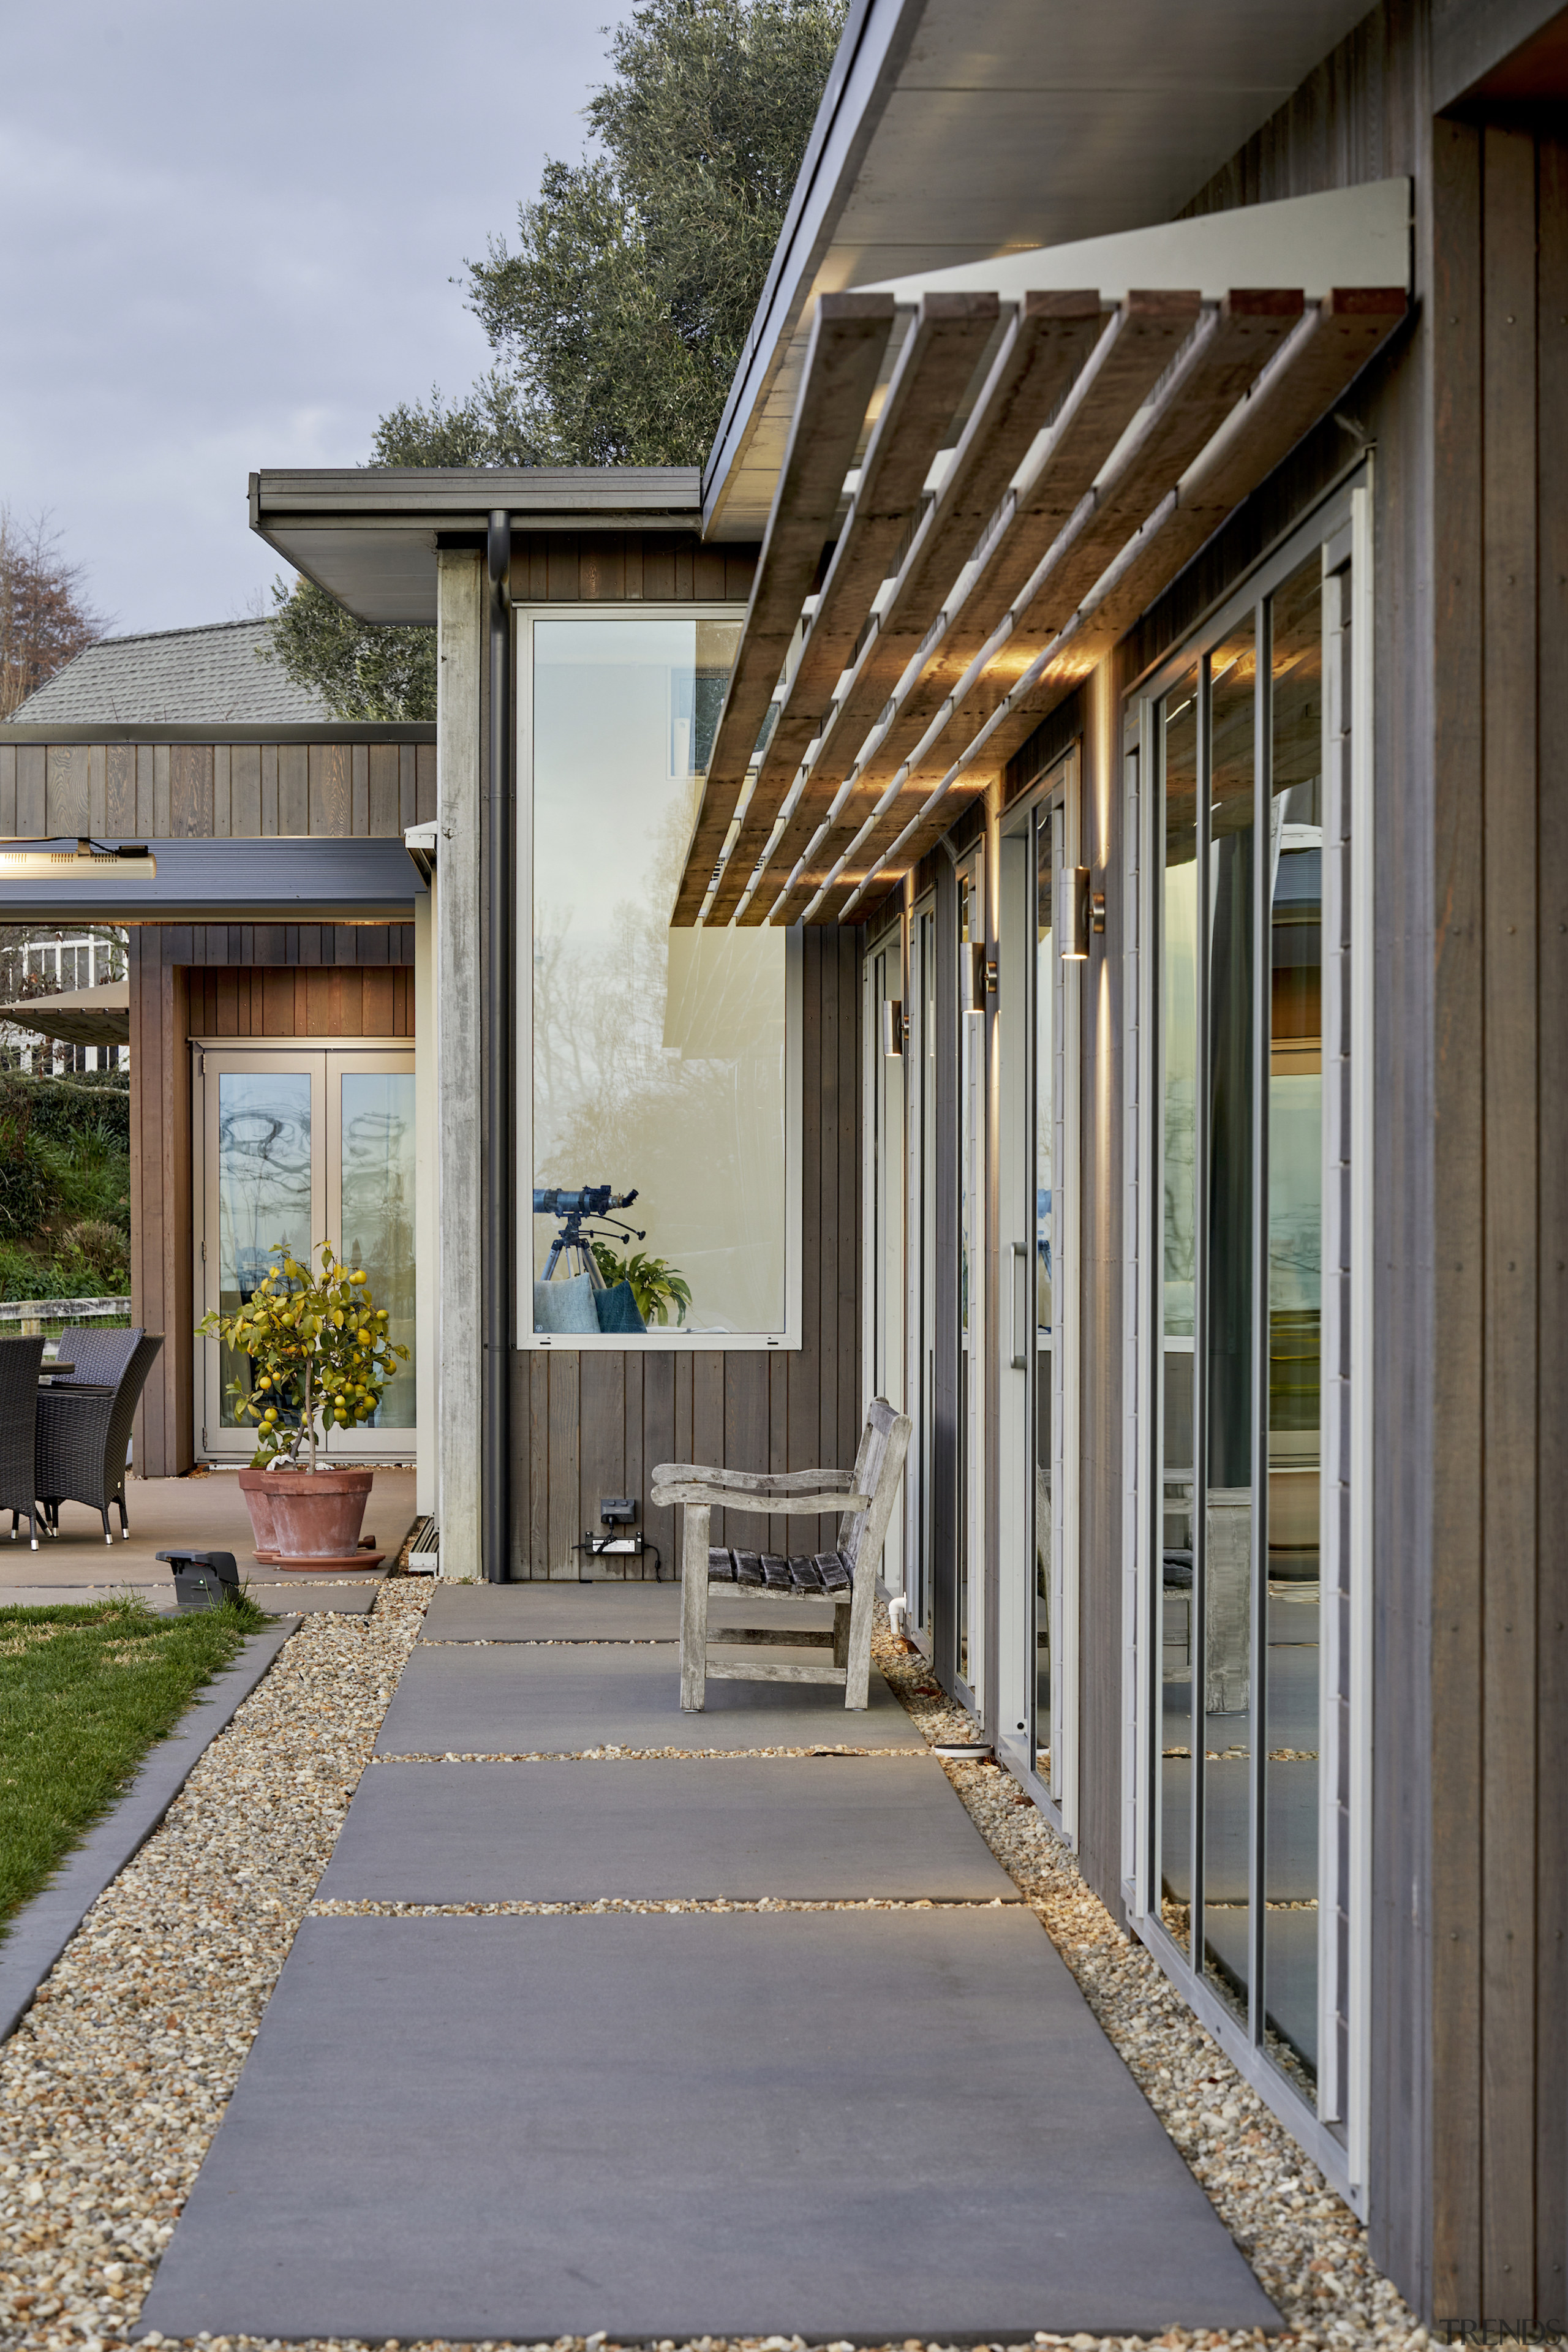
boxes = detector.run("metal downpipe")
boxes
[484,510,513,1580]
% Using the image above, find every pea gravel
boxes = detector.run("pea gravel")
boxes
[0,1581,1501,2352]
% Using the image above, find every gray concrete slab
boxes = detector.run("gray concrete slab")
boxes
[376,1642,919,1754]
[421,1580,834,1642]
[138,1910,1277,2344]
[247,1582,380,1616]
[0,1624,295,2045]
[317,1756,1019,1904]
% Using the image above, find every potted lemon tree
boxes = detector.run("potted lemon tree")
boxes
[197,1240,410,1568]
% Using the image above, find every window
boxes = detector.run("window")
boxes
[519,609,801,1348]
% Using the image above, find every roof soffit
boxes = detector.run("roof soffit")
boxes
[703,0,1392,541]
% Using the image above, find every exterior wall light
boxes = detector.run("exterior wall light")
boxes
[1060,865,1091,960]
[962,942,998,1011]
[881,999,904,1057]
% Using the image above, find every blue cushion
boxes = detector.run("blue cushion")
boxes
[594,1280,647,1335]
[532,1274,600,1335]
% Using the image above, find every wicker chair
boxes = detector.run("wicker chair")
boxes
[36,1332,164,1545]
[48,1324,145,1390]
[0,1334,45,1550]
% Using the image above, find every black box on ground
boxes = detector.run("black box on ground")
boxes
[157,1548,241,1610]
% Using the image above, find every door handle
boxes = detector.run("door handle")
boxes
[1009,1242,1028,1371]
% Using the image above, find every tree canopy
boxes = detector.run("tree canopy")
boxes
[0,509,107,720]
[265,0,844,722]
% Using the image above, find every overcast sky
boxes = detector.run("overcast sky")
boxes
[1,1,612,635]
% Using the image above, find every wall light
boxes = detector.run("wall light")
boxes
[881,999,904,1058]
[1059,865,1091,960]
[0,838,156,880]
[961,941,997,1011]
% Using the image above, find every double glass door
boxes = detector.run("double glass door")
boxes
[197,1045,417,1457]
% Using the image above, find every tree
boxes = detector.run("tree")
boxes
[0,508,107,720]
[266,0,844,718]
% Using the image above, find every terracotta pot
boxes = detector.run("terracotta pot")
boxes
[236,1466,279,1557]
[259,1466,374,1562]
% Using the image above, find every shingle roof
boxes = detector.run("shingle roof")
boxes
[9,619,333,724]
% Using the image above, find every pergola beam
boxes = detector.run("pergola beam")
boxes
[670,290,895,925]
[704,292,1000,924]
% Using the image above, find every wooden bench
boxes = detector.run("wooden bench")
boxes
[652,1397,913,1711]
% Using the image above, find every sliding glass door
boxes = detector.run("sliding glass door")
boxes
[197,1044,417,1458]
[1139,483,1367,2158]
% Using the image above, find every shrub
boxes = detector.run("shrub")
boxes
[59,1219,128,1289]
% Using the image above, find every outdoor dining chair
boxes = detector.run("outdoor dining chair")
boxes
[0,1333,45,1550]
[36,1330,164,1544]
[48,1323,145,1390]
[652,1395,912,1712]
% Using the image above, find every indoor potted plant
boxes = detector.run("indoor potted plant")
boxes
[197,1239,410,1568]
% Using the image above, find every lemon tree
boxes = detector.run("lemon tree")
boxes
[196,1238,410,1471]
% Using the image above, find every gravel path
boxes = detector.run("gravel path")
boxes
[0,1582,1471,2352]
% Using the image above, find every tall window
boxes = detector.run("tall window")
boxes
[522,611,797,1345]
[1145,495,1363,2142]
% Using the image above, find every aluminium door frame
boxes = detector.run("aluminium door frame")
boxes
[193,1037,417,1463]
[863,911,907,1608]
[1121,470,1373,2210]
[993,754,1079,1839]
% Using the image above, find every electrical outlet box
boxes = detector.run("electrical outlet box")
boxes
[599,1496,637,1525]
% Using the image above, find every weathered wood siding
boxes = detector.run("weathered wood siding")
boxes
[0,739,435,837]
[511,927,859,1578]
[510,532,756,604]
[1428,112,1568,2341]
[127,923,415,1478]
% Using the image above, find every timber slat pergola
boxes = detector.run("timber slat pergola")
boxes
[676,279,1406,930]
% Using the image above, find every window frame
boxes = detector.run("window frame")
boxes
[513,601,804,1355]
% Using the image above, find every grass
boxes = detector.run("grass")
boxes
[0,1591,271,1933]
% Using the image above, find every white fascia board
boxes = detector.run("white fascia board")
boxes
[859,179,1412,306]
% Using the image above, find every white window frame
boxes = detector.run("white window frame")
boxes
[514,601,803,1354]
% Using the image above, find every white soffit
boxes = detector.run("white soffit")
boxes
[861,179,1413,308]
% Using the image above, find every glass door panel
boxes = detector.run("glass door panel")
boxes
[214,1066,315,1433]
[909,902,937,1635]
[200,1046,417,1457]
[1158,664,1200,1953]
[1032,803,1060,1782]
[338,1069,418,1432]
[868,937,905,1599]
[1264,549,1326,2101]
[957,858,984,1694]
[1202,619,1259,2026]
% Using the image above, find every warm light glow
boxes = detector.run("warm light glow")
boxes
[0,841,156,880]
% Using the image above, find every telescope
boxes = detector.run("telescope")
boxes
[532,1186,637,1219]
[533,1184,644,1286]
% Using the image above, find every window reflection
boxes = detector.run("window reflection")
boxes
[530,615,790,1337]
[216,1072,312,1428]
[1264,552,1325,2101]
[1034,805,1055,1780]
[1158,665,1199,1953]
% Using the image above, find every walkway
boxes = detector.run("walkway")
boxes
[137,1583,1276,2344]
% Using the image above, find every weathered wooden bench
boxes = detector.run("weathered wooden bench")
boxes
[651,1396,913,1711]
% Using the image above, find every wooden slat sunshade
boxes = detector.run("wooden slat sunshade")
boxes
[674,282,1406,927]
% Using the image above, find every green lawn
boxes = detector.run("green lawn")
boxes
[0,1594,269,1932]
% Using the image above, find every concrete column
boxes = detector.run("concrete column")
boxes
[435,549,483,1574]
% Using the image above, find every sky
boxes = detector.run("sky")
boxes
[0,1,612,636]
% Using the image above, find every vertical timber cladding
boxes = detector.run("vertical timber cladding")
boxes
[0,739,437,840]
[513,929,859,1580]
[1431,114,1568,2339]
[127,923,417,1479]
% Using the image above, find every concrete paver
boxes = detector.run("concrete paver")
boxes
[139,1910,1278,2344]
[375,1641,920,1753]
[317,1755,1020,1904]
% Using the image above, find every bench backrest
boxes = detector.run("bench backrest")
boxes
[837,1396,913,1582]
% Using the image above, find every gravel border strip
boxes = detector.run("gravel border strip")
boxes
[0,1621,296,2046]
[309,1897,1010,1916]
